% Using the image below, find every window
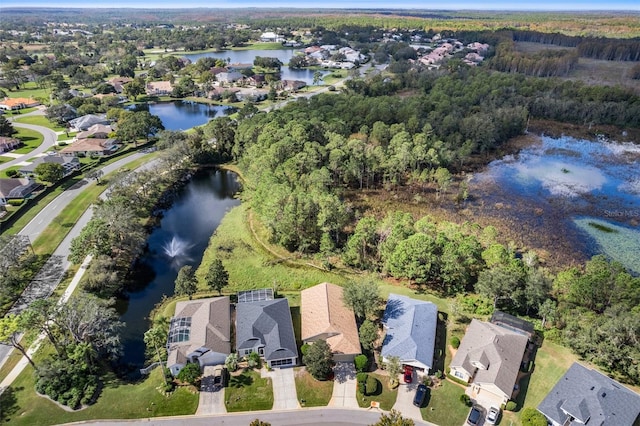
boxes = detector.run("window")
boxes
[167,317,192,344]
[454,370,464,379]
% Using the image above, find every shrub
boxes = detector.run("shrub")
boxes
[7,199,24,206]
[225,353,238,372]
[300,343,310,356]
[505,401,518,411]
[176,362,201,386]
[247,351,262,369]
[365,375,379,396]
[5,169,18,177]
[450,336,461,348]
[354,354,368,372]
[460,394,472,406]
[521,407,548,426]
[357,372,367,394]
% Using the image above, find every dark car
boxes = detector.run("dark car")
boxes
[466,405,483,425]
[403,365,413,383]
[413,384,428,407]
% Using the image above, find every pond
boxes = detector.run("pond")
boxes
[471,135,640,273]
[183,48,329,84]
[132,100,234,131]
[117,170,240,371]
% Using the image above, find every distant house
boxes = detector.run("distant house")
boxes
[68,114,109,132]
[260,32,285,43]
[381,294,438,372]
[107,77,133,93]
[235,289,298,368]
[209,66,228,76]
[19,155,80,177]
[59,138,119,157]
[538,362,640,426]
[76,124,114,140]
[279,80,306,92]
[0,97,40,111]
[216,71,244,84]
[0,177,39,202]
[0,137,21,153]
[301,282,361,362]
[145,81,173,96]
[449,319,528,406]
[166,297,231,376]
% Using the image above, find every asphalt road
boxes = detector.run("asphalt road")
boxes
[0,117,58,172]
[62,407,434,426]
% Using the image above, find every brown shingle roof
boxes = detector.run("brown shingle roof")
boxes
[301,282,361,356]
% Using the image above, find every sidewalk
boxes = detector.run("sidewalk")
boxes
[0,254,92,395]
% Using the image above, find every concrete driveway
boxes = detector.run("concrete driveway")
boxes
[262,367,299,410]
[196,366,227,415]
[392,371,424,422]
[329,362,359,408]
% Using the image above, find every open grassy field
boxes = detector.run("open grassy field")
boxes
[0,365,197,425]
[225,369,273,412]
[513,41,639,92]
[3,82,50,100]
[195,204,348,292]
[294,367,333,407]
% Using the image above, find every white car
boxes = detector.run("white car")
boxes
[486,406,500,425]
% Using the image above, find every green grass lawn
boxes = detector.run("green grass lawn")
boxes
[421,380,470,425]
[195,204,348,292]
[294,367,333,407]
[14,115,66,132]
[4,82,50,100]
[503,340,576,426]
[0,365,197,425]
[13,127,43,154]
[225,369,273,412]
[356,373,398,410]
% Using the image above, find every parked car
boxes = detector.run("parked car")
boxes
[413,384,428,407]
[486,406,500,425]
[403,365,413,383]
[466,405,483,425]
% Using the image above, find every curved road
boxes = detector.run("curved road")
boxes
[63,407,433,426]
[1,111,58,171]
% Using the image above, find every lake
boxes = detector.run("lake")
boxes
[471,135,640,273]
[183,49,329,84]
[133,101,234,131]
[117,170,240,371]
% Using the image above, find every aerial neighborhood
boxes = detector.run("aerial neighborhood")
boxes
[0,5,639,426]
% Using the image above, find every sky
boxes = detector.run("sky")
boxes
[1,0,639,10]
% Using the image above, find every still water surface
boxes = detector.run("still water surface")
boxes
[118,170,240,369]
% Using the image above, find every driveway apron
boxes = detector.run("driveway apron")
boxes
[263,367,300,410]
[329,362,359,408]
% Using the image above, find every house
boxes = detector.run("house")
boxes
[76,124,114,140]
[235,289,298,368]
[19,155,80,177]
[260,31,285,43]
[0,97,40,111]
[301,282,361,362]
[166,297,231,376]
[59,138,119,157]
[145,81,173,96]
[107,77,133,93]
[216,71,244,84]
[68,114,109,132]
[0,137,21,153]
[0,177,39,202]
[381,294,438,372]
[449,319,528,406]
[537,362,640,426]
[279,80,306,92]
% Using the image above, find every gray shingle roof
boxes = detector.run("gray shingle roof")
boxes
[450,319,528,399]
[236,298,298,361]
[538,362,640,426]
[381,294,438,370]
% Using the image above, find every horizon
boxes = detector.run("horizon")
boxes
[1,1,639,12]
